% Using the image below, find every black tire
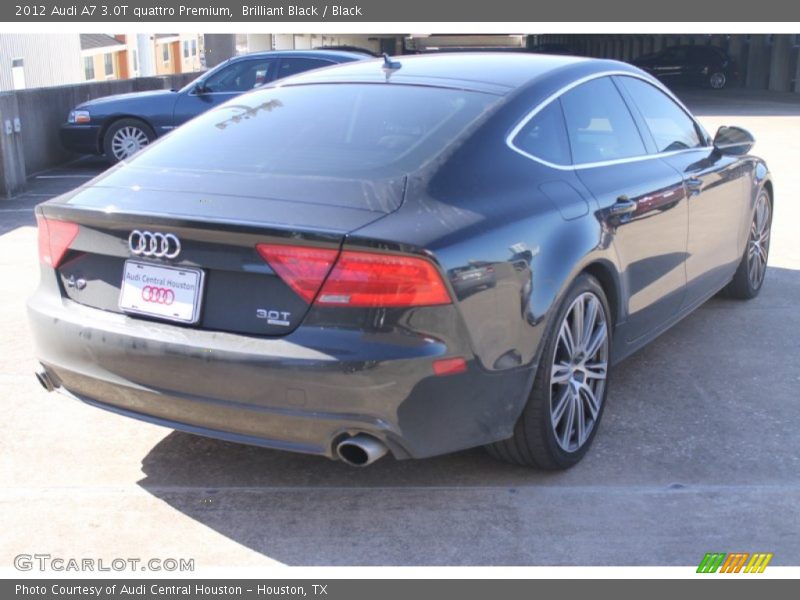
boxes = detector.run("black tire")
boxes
[708,71,727,89]
[724,189,772,299]
[486,273,612,470]
[102,118,155,164]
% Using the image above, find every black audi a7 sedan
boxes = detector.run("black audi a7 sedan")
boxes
[29,53,772,469]
[632,44,738,90]
[60,49,367,163]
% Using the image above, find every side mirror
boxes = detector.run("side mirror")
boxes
[713,126,755,155]
[193,82,209,95]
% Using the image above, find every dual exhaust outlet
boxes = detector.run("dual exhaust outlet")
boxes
[35,369,55,393]
[35,368,387,467]
[335,433,388,467]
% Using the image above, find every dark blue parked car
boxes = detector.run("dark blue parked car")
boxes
[60,49,368,163]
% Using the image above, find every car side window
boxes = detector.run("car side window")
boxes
[512,100,571,165]
[559,77,646,164]
[277,58,335,79]
[617,76,704,153]
[202,59,275,93]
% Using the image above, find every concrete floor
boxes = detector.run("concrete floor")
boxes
[1,89,799,568]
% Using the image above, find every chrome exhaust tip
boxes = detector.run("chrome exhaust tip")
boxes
[335,434,388,467]
[35,369,55,393]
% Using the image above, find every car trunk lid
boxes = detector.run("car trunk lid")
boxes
[40,172,404,336]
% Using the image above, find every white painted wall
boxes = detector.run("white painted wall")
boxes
[0,34,83,91]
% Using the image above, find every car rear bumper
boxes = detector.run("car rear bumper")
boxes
[60,123,102,155]
[27,291,533,460]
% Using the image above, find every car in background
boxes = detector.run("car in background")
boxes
[632,44,737,89]
[449,261,497,298]
[60,50,368,163]
[527,43,576,55]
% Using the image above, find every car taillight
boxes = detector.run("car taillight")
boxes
[318,250,451,307]
[432,357,468,376]
[36,215,78,268]
[256,243,452,307]
[255,244,339,304]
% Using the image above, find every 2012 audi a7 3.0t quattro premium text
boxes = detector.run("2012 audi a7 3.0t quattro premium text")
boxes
[28,54,772,469]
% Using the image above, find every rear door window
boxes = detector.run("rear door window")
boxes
[202,59,276,92]
[276,57,336,79]
[559,77,646,164]
[617,76,705,152]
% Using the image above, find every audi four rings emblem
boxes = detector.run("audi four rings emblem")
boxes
[141,286,175,305]
[128,230,181,259]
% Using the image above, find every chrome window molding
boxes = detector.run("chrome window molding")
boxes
[188,89,241,97]
[189,59,337,96]
[506,70,713,171]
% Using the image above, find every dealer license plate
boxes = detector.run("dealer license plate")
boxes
[119,260,204,324]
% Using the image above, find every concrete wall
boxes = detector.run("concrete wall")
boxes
[203,34,237,68]
[246,34,274,52]
[269,34,385,53]
[0,72,199,197]
[0,93,26,196]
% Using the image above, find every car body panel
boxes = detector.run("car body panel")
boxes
[28,255,533,459]
[576,161,690,343]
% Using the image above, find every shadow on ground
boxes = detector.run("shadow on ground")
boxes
[136,266,800,565]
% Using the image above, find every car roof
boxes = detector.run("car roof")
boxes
[231,49,370,61]
[275,52,605,95]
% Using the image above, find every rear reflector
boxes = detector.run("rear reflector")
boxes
[317,250,451,307]
[256,243,452,307]
[255,243,339,304]
[36,216,78,268]
[432,357,468,376]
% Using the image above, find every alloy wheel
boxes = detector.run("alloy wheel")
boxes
[550,292,609,453]
[747,193,771,290]
[111,126,150,161]
[709,72,727,89]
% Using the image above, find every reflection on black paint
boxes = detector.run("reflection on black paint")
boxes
[214,99,284,130]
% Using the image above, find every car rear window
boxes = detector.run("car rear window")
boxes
[130,83,499,177]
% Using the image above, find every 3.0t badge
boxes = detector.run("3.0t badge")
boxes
[256,309,291,327]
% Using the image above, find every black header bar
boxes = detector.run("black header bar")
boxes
[3,0,800,22]
[4,579,796,600]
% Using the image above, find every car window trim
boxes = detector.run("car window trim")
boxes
[506,70,713,171]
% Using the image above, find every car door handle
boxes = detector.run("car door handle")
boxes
[609,196,638,216]
[686,177,703,195]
